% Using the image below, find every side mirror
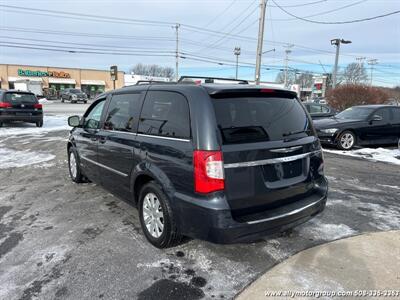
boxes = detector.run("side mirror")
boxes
[68,115,80,127]
[370,115,383,123]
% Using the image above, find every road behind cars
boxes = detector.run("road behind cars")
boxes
[0,125,399,299]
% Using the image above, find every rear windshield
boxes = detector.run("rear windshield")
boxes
[5,93,37,104]
[70,89,82,94]
[212,97,311,144]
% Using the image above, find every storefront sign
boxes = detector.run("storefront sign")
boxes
[18,69,71,78]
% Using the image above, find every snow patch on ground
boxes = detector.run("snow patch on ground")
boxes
[38,98,52,104]
[298,219,357,240]
[0,148,55,169]
[288,269,344,291]
[377,184,400,190]
[324,147,400,165]
[0,115,70,137]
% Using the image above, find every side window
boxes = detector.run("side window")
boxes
[104,93,141,132]
[138,91,190,139]
[392,108,400,122]
[304,104,311,113]
[374,108,391,122]
[321,106,330,113]
[85,99,105,129]
[310,104,322,113]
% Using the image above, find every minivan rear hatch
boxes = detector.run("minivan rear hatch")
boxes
[209,88,323,220]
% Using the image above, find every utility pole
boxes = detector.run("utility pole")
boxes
[234,47,241,79]
[255,0,267,85]
[173,23,180,82]
[284,45,293,88]
[368,59,378,86]
[331,38,352,89]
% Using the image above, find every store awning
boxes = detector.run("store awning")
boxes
[48,78,76,84]
[81,80,105,86]
[8,76,43,82]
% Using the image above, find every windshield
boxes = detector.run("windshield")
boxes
[5,93,37,104]
[212,97,312,144]
[335,107,375,120]
[70,89,82,94]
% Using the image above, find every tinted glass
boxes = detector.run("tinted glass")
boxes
[321,106,330,113]
[212,97,311,144]
[104,93,141,132]
[85,100,105,129]
[336,107,375,120]
[138,91,190,139]
[309,104,322,113]
[70,89,82,94]
[374,108,391,121]
[392,108,400,122]
[5,93,37,104]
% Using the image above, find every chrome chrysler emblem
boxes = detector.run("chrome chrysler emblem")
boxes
[21,104,25,108]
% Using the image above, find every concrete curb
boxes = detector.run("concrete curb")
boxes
[236,231,400,299]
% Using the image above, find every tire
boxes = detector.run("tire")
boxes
[337,130,356,150]
[84,101,87,104]
[61,97,64,103]
[36,121,43,127]
[68,147,84,183]
[139,182,182,248]
[0,122,3,127]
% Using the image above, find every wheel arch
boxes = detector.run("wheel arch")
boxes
[131,163,175,205]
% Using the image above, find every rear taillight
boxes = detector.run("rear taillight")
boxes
[34,103,42,109]
[0,102,12,108]
[193,150,225,194]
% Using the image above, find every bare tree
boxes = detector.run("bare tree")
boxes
[296,72,313,88]
[130,64,175,79]
[275,71,295,85]
[341,63,368,84]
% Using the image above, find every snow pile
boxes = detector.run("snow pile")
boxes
[38,98,52,104]
[0,147,55,169]
[0,115,70,137]
[324,147,400,165]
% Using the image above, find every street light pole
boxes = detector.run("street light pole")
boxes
[173,23,180,82]
[331,38,352,89]
[234,46,241,79]
[284,47,292,88]
[255,0,267,85]
[368,59,378,86]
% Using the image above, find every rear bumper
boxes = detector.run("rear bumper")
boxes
[173,177,328,244]
[0,114,43,123]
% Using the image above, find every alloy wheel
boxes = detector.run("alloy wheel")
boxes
[142,193,164,238]
[69,152,77,179]
[340,133,354,150]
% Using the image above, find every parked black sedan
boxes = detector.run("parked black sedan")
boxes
[0,90,43,127]
[303,103,337,120]
[314,105,400,150]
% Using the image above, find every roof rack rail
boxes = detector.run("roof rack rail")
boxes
[135,80,174,85]
[178,76,249,84]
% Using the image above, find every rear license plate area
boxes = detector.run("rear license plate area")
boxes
[262,159,304,182]
[15,112,32,116]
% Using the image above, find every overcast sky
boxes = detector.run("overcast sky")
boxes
[0,0,399,86]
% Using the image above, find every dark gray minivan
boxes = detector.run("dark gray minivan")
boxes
[67,83,328,248]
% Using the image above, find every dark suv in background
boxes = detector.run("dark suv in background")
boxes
[67,80,328,248]
[61,88,88,103]
[0,90,43,127]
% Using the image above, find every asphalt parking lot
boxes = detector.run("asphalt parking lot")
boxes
[0,104,399,300]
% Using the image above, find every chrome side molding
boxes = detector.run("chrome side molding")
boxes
[224,150,322,169]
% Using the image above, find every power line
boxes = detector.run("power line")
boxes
[203,0,238,28]
[267,0,327,8]
[0,5,174,27]
[270,0,368,22]
[271,0,400,24]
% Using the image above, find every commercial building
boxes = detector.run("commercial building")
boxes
[0,64,125,98]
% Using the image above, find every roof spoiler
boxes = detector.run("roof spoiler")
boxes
[178,76,249,84]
